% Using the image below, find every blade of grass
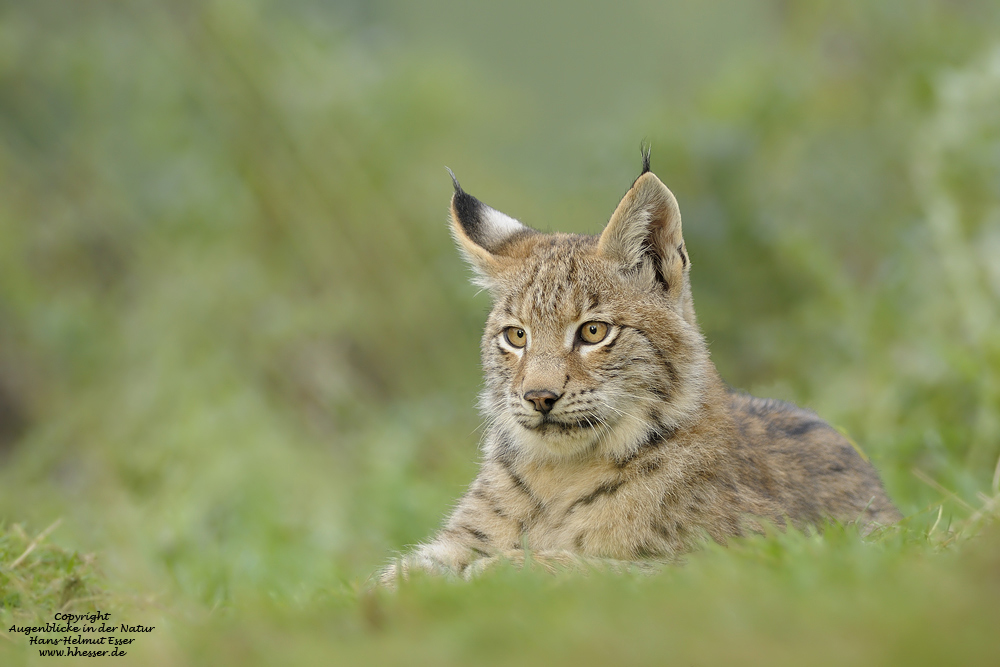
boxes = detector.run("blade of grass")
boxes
[8,518,63,569]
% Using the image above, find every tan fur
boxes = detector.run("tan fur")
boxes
[379,168,900,585]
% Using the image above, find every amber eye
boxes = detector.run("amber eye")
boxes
[579,321,610,344]
[504,327,527,348]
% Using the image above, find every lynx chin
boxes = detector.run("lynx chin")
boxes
[379,152,900,585]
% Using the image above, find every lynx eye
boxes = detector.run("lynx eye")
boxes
[579,321,610,344]
[503,327,527,348]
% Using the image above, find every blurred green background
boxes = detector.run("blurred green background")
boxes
[1,1,999,664]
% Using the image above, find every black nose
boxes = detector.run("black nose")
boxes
[523,390,561,414]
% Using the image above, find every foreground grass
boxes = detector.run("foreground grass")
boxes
[3,506,998,666]
[0,521,104,626]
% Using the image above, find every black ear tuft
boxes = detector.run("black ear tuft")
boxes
[452,191,487,245]
[447,167,488,245]
[446,166,463,194]
[640,141,651,175]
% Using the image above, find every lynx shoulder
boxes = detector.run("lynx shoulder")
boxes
[380,156,900,584]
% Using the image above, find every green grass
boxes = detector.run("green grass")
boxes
[0,521,104,626]
[2,0,1000,664]
[5,514,1000,665]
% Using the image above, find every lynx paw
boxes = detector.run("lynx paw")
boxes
[374,543,474,588]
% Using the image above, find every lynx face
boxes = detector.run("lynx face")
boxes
[450,166,710,462]
[479,245,660,458]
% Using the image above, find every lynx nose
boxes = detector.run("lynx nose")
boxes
[523,390,561,414]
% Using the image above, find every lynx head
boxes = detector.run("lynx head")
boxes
[449,157,711,462]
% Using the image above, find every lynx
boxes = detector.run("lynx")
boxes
[380,153,900,584]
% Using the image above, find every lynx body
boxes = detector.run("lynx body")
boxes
[382,157,900,582]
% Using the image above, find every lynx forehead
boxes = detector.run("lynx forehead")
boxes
[379,154,900,585]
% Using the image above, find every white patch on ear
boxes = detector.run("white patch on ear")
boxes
[449,184,533,288]
[477,206,527,246]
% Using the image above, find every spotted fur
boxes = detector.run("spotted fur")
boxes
[379,161,900,585]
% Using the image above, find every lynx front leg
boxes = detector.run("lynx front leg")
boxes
[378,545,662,587]
[378,538,491,587]
[378,547,568,587]
[377,474,525,587]
[464,549,581,578]
[466,549,664,578]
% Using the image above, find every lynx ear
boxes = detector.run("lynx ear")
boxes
[447,169,532,282]
[598,169,689,298]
